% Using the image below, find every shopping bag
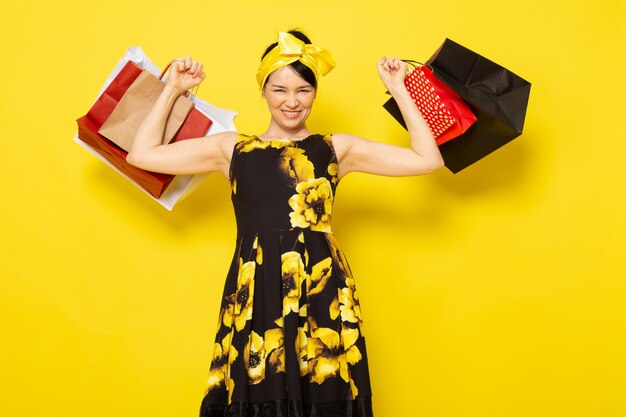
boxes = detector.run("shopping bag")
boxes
[77,60,211,199]
[74,46,237,210]
[383,62,477,145]
[98,64,196,152]
[425,38,531,173]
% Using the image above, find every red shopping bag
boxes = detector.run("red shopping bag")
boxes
[76,60,212,198]
[384,62,477,145]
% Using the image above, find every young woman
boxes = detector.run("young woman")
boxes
[127,30,443,417]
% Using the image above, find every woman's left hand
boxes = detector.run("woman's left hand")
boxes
[377,56,408,93]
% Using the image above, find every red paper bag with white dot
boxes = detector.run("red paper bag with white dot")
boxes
[404,65,477,145]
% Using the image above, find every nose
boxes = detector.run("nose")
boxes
[285,92,299,108]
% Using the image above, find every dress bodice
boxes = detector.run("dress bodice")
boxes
[229,134,339,235]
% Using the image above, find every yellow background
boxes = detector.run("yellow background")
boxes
[1,0,625,416]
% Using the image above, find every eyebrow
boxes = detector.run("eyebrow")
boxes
[269,84,313,89]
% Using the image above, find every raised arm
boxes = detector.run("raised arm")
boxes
[333,57,444,179]
[126,56,238,178]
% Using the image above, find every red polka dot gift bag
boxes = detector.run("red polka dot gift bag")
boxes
[384,61,477,146]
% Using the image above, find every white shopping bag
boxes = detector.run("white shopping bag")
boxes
[74,46,238,210]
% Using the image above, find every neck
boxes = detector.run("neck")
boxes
[259,120,312,140]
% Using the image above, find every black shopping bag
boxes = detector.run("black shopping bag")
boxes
[425,38,531,173]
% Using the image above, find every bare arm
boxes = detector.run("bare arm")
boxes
[126,57,238,178]
[333,57,444,179]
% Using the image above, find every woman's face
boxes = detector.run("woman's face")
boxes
[262,66,317,131]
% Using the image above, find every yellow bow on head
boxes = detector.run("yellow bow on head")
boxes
[256,32,336,90]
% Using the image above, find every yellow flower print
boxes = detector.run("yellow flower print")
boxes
[288,177,333,232]
[205,331,238,392]
[341,326,362,366]
[244,330,267,384]
[307,316,320,335]
[325,233,355,282]
[309,327,343,381]
[265,327,285,374]
[327,163,339,184]
[281,251,305,316]
[339,276,363,326]
[306,334,338,384]
[225,376,235,404]
[239,139,271,153]
[297,326,308,377]
[327,163,338,176]
[329,296,340,320]
[299,303,308,318]
[322,134,334,149]
[218,293,235,329]
[307,325,362,393]
[307,257,332,296]
[234,259,255,332]
[253,236,263,265]
[239,137,294,153]
[279,147,315,184]
[349,378,359,397]
[226,338,239,403]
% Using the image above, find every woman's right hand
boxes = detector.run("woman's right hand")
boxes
[166,56,206,91]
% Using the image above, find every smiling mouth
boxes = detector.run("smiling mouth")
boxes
[281,110,301,119]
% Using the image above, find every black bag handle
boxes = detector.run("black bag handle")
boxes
[400,59,424,67]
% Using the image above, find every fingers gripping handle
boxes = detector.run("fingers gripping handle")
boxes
[159,60,200,101]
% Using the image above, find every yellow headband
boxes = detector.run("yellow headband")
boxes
[256,32,336,90]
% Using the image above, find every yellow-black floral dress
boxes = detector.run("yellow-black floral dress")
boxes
[200,134,373,417]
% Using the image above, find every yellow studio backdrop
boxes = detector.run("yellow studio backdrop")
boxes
[1,0,624,416]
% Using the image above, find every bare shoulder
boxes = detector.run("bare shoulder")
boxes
[329,132,366,161]
[206,130,239,155]
[207,130,240,144]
